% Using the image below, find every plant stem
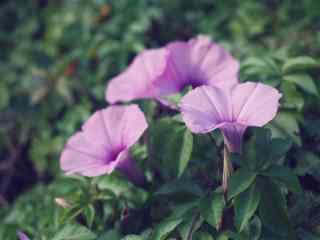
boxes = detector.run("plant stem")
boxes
[187,212,201,240]
[222,146,233,194]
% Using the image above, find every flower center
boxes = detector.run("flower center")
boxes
[107,146,125,164]
[188,79,204,88]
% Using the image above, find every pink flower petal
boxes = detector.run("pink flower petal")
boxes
[220,123,247,153]
[231,82,282,126]
[17,231,30,240]
[60,105,148,177]
[106,48,168,103]
[155,36,239,94]
[106,36,239,103]
[179,85,232,133]
[180,82,281,152]
[98,104,148,148]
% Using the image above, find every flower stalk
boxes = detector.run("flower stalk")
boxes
[222,146,233,193]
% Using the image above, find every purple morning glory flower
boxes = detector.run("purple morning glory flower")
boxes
[106,36,239,104]
[60,104,148,185]
[179,82,282,152]
[17,231,30,240]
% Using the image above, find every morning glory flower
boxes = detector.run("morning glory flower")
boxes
[106,36,239,104]
[60,104,148,185]
[17,231,30,240]
[179,82,282,152]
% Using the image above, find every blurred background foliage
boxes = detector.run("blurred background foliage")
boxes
[0,0,320,239]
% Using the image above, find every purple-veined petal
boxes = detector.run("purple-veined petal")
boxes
[155,36,239,94]
[220,123,247,153]
[180,83,281,152]
[179,85,233,133]
[98,104,148,148]
[17,231,30,240]
[60,105,148,177]
[106,48,168,103]
[116,150,146,186]
[106,36,240,103]
[231,82,282,126]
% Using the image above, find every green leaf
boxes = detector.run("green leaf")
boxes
[155,178,203,197]
[200,192,225,229]
[228,168,257,200]
[293,150,320,177]
[97,173,148,206]
[269,138,292,160]
[194,231,214,240]
[177,129,193,177]
[52,224,96,240]
[262,165,302,193]
[83,204,95,228]
[151,118,193,178]
[267,111,301,146]
[152,218,183,240]
[247,128,272,170]
[282,56,319,73]
[169,201,199,220]
[217,233,229,240]
[243,217,262,240]
[97,230,121,240]
[243,128,291,171]
[281,81,304,110]
[121,235,143,240]
[178,213,203,240]
[284,74,318,95]
[258,177,295,238]
[234,182,261,232]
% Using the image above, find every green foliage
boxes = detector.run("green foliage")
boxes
[227,168,257,200]
[234,183,260,232]
[1,0,320,239]
[200,191,225,230]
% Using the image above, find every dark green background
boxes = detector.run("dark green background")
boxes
[0,0,319,239]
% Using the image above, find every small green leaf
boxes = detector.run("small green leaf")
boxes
[97,230,121,240]
[177,129,193,177]
[234,182,261,232]
[200,192,225,229]
[151,118,193,178]
[52,224,96,240]
[270,138,292,160]
[194,231,214,240]
[284,74,318,95]
[178,213,203,240]
[258,177,295,238]
[152,218,183,240]
[267,111,301,146]
[282,56,319,73]
[262,166,302,193]
[83,204,95,228]
[281,81,304,110]
[155,178,203,197]
[97,173,148,206]
[245,217,262,240]
[121,235,143,240]
[228,168,257,200]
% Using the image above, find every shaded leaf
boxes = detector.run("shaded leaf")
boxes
[152,218,183,240]
[155,178,203,197]
[177,129,193,177]
[200,192,225,229]
[284,74,318,95]
[228,168,257,200]
[262,166,302,193]
[282,56,319,73]
[52,224,96,240]
[234,182,261,232]
[258,177,295,238]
